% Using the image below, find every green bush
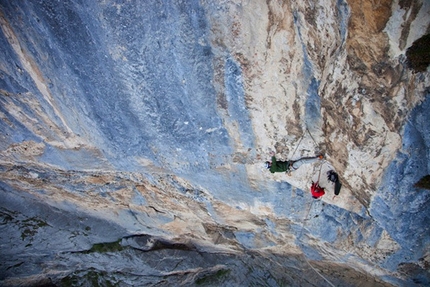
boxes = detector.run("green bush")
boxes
[85,240,124,254]
[406,34,430,73]
[195,269,231,285]
[414,175,430,190]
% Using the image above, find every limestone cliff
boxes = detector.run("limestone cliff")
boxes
[0,0,429,286]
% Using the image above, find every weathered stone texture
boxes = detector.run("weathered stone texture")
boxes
[0,0,429,286]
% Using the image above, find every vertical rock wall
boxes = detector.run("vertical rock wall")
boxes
[0,0,429,286]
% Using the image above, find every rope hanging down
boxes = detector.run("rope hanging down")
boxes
[290,127,319,160]
[298,199,336,287]
[288,128,333,285]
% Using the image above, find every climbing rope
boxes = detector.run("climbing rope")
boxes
[298,199,314,237]
[289,133,304,160]
[317,160,323,182]
[302,253,336,287]
[306,127,319,148]
[288,129,334,285]
[283,129,334,285]
[290,127,320,160]
[298,198,336,287]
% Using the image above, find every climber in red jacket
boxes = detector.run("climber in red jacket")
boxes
[310,181,325,199]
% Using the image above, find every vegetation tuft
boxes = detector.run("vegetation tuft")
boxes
[85,240,124,254]
[406,34,430,73]
[195,269,231,285]
[414,175,430,190]
[20,217,49,241]
[60,269,118,287]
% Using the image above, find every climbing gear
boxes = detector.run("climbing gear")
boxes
[309,161,325,198]
[327,170,338,183]
[327,170,342,195]
[265,161,271,169]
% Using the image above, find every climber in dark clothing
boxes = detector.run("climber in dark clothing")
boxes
[265,151,323,174]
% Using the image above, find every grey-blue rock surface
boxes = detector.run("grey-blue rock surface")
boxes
[0,0,429,286]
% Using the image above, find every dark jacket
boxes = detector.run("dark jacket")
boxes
[269,156,291,173]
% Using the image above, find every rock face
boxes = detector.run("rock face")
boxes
[0,0,429,286]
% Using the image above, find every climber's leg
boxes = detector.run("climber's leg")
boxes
[291,156,320,170]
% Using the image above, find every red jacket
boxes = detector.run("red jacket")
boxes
[311,182,325,198]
